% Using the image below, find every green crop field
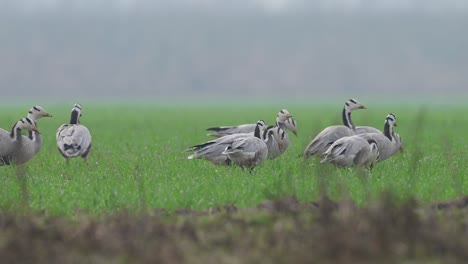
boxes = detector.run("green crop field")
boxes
[0,102,466,216]
[0,102,467,263]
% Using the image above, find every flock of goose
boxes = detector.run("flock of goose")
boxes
[186,99,403,171]
[0,99,402,171]
[0,104,92,166]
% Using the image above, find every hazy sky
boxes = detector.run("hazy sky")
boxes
[0,0,467,103]
[3,0,468,14]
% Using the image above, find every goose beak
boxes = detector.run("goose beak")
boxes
[292,130,298,137]
[399,145,404,152]
[42,112,53,117]
[33,127,41,134]
[359,104,367,109]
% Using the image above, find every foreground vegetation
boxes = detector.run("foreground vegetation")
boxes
[0,102,467,262]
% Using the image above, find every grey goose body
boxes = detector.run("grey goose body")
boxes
[221,129,269,170]
[321,135,379,169]
[262,125,288,159]
[56,104,92,161]
[26,106,53,158]
[206,109,298,138]
[187,121,272,168]
[304,99,366,158]
[0,117,40,166]
[356,113,403,162]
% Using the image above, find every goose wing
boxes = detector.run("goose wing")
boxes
[357,133,396,162]
[0,129,15,158]
[206,124,256,137]
[355,126,382,134]
[321,136,371,167]
[222,137,267,168]
[304,125,354,158]
[186,133,252,165]
[56,124,92,157]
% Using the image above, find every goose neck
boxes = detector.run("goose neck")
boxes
[277,121,287,130]
[10,124,22,141]
[383,121,394,141]
[70,110,80,124]
[342,107,355,129]
[254,124,261,139]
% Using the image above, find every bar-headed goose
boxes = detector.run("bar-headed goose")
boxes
[357,113,403,162]
[221,124,269,171]
[187,121,267,166]
[206,109,297,138]
[304,99,366,158]
[56,104,92,162]
[262,125,288,159]
[26,105,52,154]
[321,136,379,169]
[0,117,40,166]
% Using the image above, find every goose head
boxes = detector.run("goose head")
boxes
[70,103,82,125]
[276,109,292,122]
[256,120,267,132]
[345,99,366,111]
[28,106,52,120]
[276,109,298,136]
[385,113,397,127]
[12,117,40,135]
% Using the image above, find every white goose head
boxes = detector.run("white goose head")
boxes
[70,104,82,125]
[276,109,298,136]
[342,99,366,129]
[256,120,267,132]
[276,109,292,123]
[28,106,52,121]
[345,99,366,111]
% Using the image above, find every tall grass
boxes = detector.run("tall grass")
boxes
[0,103,466,217]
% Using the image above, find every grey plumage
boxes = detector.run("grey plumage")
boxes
[321,135,379,169]
[26,105,53,156]
[354,126,382,134]
[304,99,366,158]
[187,120,269,167]
[206,109,297,138]
[262,125,288,159]
[356,113,403,162]
[56,104,92,161]
[221,127,268,170]
[0,117,40,166]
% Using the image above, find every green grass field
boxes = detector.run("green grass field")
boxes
[0,102,466,217]
[1,102,468,263]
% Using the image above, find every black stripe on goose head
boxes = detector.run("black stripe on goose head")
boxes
[386,113,396,123]
[25,117,34,125]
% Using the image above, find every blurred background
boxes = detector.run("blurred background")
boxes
[0,0,467,104]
